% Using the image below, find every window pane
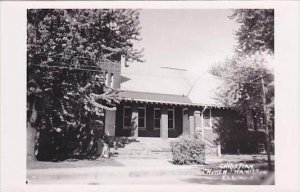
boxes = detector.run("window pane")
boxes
[124,117,131,127]
[138,118,145,128]
[154,109,161,119]
[105,72,109,85]
[124,107,131,117]
[204,118,210,127]
[155,119,160,128]
[203,110,209,118]
[258,143,265,153]
[138,108,145,117]
[203,109,211,127]
[168,110,173,119]
[246,111,254,130]
[110,74,114,88]
[168,119,173,129]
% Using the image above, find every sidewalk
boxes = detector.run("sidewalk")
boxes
[27,159,197,184]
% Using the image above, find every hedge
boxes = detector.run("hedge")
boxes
[170,135,205,165]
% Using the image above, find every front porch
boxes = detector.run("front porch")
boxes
[114,101,210,139]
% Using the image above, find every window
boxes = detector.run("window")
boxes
[203,108,211,128]
[258,143,265,154]
[105,71,109,86]
[168,109,175,129]
[110,73,114,88]
[138,107,146,129]
[246,110,254,131]
[123,106,132,128]
[257,113,265,132]
[154,108,161,129]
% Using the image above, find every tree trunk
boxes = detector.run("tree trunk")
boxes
[27,123,37,162]
[27,102,37,162]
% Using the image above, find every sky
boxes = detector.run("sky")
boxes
[121,9,240,102]
[123,9,239,74]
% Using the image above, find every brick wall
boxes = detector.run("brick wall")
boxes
[115,102,184,138]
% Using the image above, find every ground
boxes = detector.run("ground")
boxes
[27,137,274,185]
[27,154,274,185]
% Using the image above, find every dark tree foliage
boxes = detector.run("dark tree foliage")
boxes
[212,111,267,154]
[210,9,274,154]
[230,9,274,54]
[27,9,143,161]
[210,53,274,154]
[27,9,143,66]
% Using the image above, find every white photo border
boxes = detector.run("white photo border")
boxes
[1,1,300,192]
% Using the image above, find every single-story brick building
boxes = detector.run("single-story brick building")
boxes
[102,60,271,155]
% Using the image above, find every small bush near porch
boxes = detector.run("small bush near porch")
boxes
[171,135,205,165]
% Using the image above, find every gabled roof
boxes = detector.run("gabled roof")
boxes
[120,64,226,107]
[121,66,191,96]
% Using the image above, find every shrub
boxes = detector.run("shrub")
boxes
[170,135,205,165]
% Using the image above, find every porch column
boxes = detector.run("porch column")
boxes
[132,104,139,138]
[217,144,222,157]
[194,111,203,139]
[104,110,116,136]
[105,72,111,87]
[182,108,189,135]
[188,109,195,135]
[160,106,168,139]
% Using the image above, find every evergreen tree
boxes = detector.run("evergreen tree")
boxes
[27,9,143,161]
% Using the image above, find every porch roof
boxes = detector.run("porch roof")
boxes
[119,90,193,106]
[118,90,229,109]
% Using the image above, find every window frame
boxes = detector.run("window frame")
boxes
[123,106,132,129]
[105,71,109,86]
[110,73,114,88]
[246,110,255,131]
[203,108,212,129]
[138,106,146,130]
[167,108,175,130]
[154,108,161,130]
[257,114,265,132]
[257,143,266,154]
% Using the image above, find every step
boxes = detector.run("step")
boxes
[109,137,173,159]
[108,137,218,159]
